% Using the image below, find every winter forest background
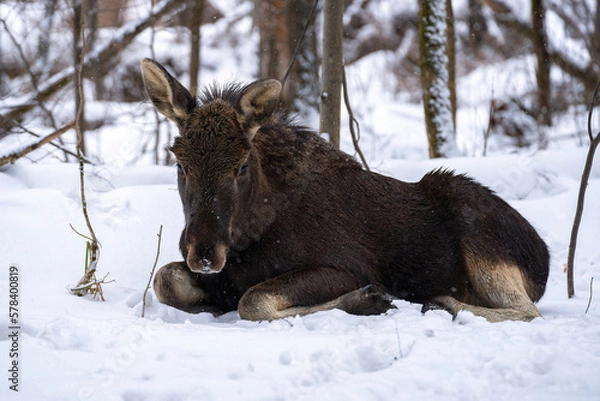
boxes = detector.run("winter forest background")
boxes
[2,0,599,163]
[1,1,600,401]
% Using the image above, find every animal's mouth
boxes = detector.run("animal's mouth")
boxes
[186,242,228,274]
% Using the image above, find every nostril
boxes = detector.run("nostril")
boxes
[201,258,212,270]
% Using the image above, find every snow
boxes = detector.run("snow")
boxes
[2,1,600,400]
[1,146,599,401]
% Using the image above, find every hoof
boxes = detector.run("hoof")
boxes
[342,285,396,316]
[421,296,458,318]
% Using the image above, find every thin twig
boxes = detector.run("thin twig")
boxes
[342,67,370,171]
[70,272,114,300]
[76,13,99,270]
[567,81,600,298]
[483,89,495,157]
[73,7,101,296]
[142,225,163,318]
[69,223,94,243]
[280,0,320,89]
[585,277,594,314]
[394,320,403,359]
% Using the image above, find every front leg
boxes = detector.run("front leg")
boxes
[238,267,395,321]
[153,261,217,313]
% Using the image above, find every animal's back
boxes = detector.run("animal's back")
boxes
[254,128,549,304]
[252,130,466,301]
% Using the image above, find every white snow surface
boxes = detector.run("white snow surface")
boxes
[1,148,599,401]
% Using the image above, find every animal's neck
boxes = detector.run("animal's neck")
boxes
[231,148,277,250]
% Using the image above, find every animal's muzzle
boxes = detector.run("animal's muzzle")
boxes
[186,242,228,274]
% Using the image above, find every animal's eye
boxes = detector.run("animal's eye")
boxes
[238,164,248,177]
[176,163,185,176]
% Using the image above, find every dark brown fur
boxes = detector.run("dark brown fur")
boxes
[141,58,550,322]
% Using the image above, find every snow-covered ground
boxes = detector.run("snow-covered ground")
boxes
[1,145,599,401]
[2,1,600,400]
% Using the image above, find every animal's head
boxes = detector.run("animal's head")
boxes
[140,58,281,274]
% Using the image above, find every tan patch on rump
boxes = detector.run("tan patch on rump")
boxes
[462,253,542,319]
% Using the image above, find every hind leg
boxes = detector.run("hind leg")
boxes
[430,262,542,322]
[153,261,214,313]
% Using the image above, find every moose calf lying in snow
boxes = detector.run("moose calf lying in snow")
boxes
[141,58,549,323]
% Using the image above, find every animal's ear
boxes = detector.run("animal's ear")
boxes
[140,58,196,128]
[237,79,282,139]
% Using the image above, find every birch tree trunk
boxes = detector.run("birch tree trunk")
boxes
[419,0,459,158]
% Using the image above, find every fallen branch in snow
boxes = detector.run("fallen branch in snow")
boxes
[0,121,75,167]
[69,270,114,301]
[567,81,600,299]
[142,225,163,318]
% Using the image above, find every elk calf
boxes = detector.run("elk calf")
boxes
[141,58,549,322]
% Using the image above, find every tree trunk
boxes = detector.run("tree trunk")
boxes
[255,0,290,79]
[594,0,600,65]
[467,0,487,53]
[446,0,457,132]
[38,0,58,69]
[188,0,204,97]
[95,0,124,28]
[419,0,459,158]
[319,0,343,149]
[531,0,552,127]
[587,0,600,104]
[73,0,86,155]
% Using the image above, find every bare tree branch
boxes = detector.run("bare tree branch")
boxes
[142,225,163,318]
[342,67,369,171]
[11,121,92,163]
[481,0,599,91]
[3,0,184,122]
[0,122,75,167]
[0,18,60,130]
